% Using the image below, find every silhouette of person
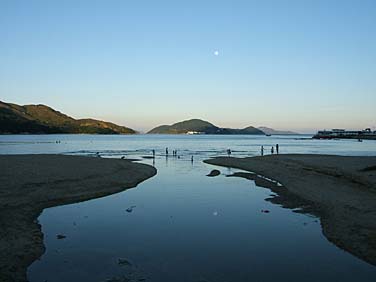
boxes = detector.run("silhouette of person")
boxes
[227,149,231,157]
[271,146,274,154]
[152,149,155,158]
[191,156,194,162]
[261,146,264,156]
[166,147,168,156]
[276,144,279,154]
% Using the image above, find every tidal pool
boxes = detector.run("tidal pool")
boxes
[27,154,376,282]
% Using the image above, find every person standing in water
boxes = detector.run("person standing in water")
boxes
[152,149,155,158]
[261,146,264,156]
[276,144,279,154]
[271,146,274,154]
[227,149,232,157]
[165,147,169,156]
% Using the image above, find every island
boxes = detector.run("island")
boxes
[148,119,265,135]
[0,101,136,134]
[257,126,298,135]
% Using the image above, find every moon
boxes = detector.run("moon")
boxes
[214,50,219,56]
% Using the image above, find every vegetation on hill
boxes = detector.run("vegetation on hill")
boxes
[148,119,218,134]
[148,119,265,135]
[0,101,136,134]
[0,101,298,136]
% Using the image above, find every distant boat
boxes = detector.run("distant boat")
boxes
[266,134,272,137]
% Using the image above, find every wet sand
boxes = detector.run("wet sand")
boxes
[0,154,157,282]
[204,154,376,266]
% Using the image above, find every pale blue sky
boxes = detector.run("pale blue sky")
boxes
[1,0,375,133]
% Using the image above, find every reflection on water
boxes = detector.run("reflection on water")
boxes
[28,155,376,282]
[1,134,375,281]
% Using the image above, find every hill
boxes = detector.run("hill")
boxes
[148,119,219,134]
[148,119,264,135]
[0,101,136,134]
[258,126,298,135]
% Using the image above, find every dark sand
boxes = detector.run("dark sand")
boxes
[204,154,376,266]
[0,154,157,282]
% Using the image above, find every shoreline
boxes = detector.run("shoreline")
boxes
[204,154,376,266]
[0,154,157,282]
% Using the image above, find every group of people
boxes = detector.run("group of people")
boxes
[164,147,194,162]
[224,144,279,158]
[154,144,280,161]
[165,147,179,157]
[260,144,279,156]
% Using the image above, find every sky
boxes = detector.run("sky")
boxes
[1,0,375,133]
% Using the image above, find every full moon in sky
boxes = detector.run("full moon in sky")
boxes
[214,50,219,56]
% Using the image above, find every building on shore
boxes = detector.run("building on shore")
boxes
[313,128,376,140]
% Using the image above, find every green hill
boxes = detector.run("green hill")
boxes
[0,101,136,134]
[148,119,264,135]
[148,119,219,134]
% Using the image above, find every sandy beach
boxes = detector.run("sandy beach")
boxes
[0,154,157,282]
[204,154,376,266]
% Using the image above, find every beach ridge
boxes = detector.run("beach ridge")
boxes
[0,154,157,282]
[204,154,376,266]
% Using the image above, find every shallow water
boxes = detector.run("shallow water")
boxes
[1,134,375,158]
[1,134,376,281]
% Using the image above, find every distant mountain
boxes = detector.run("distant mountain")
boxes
[0,101,136,134]
[258,126,298,135]
[148,119,264,135]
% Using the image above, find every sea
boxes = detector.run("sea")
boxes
[0,134,375,282]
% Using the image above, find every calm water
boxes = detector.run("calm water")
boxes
[1,134,376,281]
